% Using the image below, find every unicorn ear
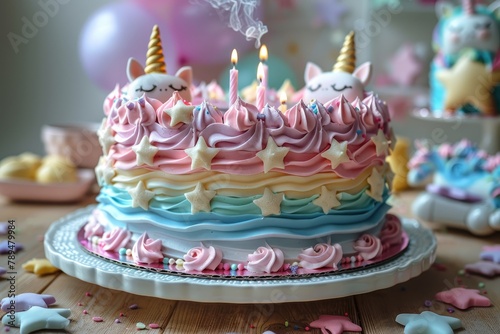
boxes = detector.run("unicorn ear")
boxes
[304,62,322,83]
[488,1,500,18]
[353,62,372,86]
[175,66,193,87]
[127,58,145,82]
[435,1,454,18]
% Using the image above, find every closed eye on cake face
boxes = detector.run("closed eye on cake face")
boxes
[135,84,187,93]
[307,83,353,92]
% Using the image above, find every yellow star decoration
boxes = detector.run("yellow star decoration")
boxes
[371,129,389,157]
[386,137,410,192]
[132,136,158,166]
[321,138,350,169]
[185,182,216,214]
[184,137,220,170]
[164,100,195,127]
[22,258,60,276]
[128,180,155,210]
[313,186,341,214]
[253,188,284,216]
[437,56,497,115]
[366,168,384,202]
[256,137,290,173]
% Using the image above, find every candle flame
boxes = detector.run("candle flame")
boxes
[257,62,264,81]
[259,44,268,62]
[280,91,287,104]
[231,49,238,65]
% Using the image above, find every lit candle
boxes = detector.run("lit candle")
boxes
[229,49,238,105]
[278,91,287,113]
[259,44,268,88]
[256,62,266,110]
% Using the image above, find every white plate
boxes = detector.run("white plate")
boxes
[0,169,95,202]
[45,206,437,303]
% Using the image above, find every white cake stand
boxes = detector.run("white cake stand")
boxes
[44,206,437,304]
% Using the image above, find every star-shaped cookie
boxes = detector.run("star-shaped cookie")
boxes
[371,129,389,157]
[435,287,491,310]
[128,180,155,210]
[256,137,289,173]
[1,293,56,312]
[437,56,496,115]
[1,306,71,333]
[321,138,350,169]
[22,258,60,276]
[310,315,362,334]
[480,245,500,263]
[132,136,158,166]
[164,100,195,127]
[313,186,341,214]
[366,168,384,202]
[253,188,284,216]
[184,183,216,214]
[465,261,500,278]
[0,240,23,254]
[396,311,462,334]
[184,137,220,170]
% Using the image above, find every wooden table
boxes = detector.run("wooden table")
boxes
[1,190,499,333]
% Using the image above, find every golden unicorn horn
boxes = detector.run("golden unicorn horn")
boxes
[333,31,356,73]
[145,25,166,74]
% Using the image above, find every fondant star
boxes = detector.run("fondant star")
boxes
[1,306,71,333]
[256,137,289,173]
[321,138,350,170]
[480,245,500,263]
[437,56,496,115]
[103,167,116,185]
[395,311,462,334]
[132,136,158,166]
[0,240,23,254]
[184,137,220,171]
[465,261,500,278]
[313,186,341,214]
[184,183,216,214]
[164,100,195,127]
[371,129,389,157]
[366,168,384,202]
[253,188,283,216]
[98,125,115,155]
[435,287,491,310]
[310,315,362,334]
[389,44,423,86]
[128,181,155,210]
[1,293,56,312]
[22,258,60,276]
[0,222,9,234]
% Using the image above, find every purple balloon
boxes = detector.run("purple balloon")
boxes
[78,2,178,91]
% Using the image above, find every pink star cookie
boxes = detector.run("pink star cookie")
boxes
[435,287,491,310]
[465,261,500,277]
[310,315,362,334]
[480,245,500,263]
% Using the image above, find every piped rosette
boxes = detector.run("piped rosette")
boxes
[246,244,285,273]
[298,243,343,270]
[182,243,223,271]
[131,232,163,264]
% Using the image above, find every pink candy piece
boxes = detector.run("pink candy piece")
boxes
[92,316,103,322]
[83,310,88,315]
[149,323,160,329]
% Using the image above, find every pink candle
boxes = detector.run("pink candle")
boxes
[259,44,268,88]
[229,49,238,105]
[256,62,266,110]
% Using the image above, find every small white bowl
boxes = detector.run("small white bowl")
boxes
[41,123,101,169]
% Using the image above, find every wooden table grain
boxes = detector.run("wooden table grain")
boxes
[1,190,499,333]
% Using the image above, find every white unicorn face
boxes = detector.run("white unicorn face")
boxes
[126,58,193,103]
[302,62,372,104]
[442,14,499,55]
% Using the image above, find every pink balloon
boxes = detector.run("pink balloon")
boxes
[165,1,257,65]
[78,2,178,91]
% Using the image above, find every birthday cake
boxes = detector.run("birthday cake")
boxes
[85,27,403,276]
[430,0,500,116]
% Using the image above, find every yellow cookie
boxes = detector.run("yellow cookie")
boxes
[22,258,60,276]
[36,155,77,183]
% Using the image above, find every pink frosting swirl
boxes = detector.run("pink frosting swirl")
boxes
[380,214,403,246]
[183,244,223,271]
[353,234,382,260]
[100,228,132,252]
[298,243,343,270]
[103,84,123,116]
[131,232,163,264]
[223,98,259,131]
[83,211,104,239]
[247,245,285,273]
[287,100,316,132]
[192,101,224,133]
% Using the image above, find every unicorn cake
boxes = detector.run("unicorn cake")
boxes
[430,0,500,116]
[87,26,404,276]
[408,139,500,235]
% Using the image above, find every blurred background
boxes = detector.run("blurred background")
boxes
[0,0,483,159]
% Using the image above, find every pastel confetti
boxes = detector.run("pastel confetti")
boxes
[92,317,103,322]
[149,323,160,329]
[136,322,146,330]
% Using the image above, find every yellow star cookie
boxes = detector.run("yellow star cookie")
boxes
[22,258,60,276]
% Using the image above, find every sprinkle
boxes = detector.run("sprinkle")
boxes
[92,317,103,322]
[119,248,127,255]
[458,269,465,276]
[257,114,266,120]
[175,259,184,266]
[119,312,125,317]
[168,258,176,265]
[83,310,88,315]
[115,318,121,323]
[447,307,455,313]
[126,102,135,110]
[85,292,92,297]
[305,326,310,331]
[237,263,245,271]
[136,322,146,330]
[163,258,169,264]
[223,263,231,271]
[4,326,10,332]
[294,325,299,330]
[149,323,160,329]
[424,300,433,307]
[356,129,362,135]
[126,249,132,256]
[478,282,485,289]
[77,302,83,306]
[344,312,349,316]
[327,106,334,113]
[230,263,238,271]
[292,262,299,267]
[285,320,289,327]
[249,324,255,328]
[91,236,99,245]
[129,304,139,310]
